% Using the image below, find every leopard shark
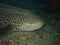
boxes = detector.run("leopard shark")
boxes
[0,3,45,32]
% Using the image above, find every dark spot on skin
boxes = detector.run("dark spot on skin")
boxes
[7,19,8,20]
[0,23,2,25]
[18,24,19,26]
[13,20,17,24]
[48,31,52,33]
[57,30,60,33]
[14,18,16,20]
[53,41,60,45]
[17,20,19,22]
[4,22,7,24]
[0,19,1,21]
[14,21,16,23]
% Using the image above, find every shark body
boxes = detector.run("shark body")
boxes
[0,3,45,31]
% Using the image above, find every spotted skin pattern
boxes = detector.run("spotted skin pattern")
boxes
[0,3,44,31]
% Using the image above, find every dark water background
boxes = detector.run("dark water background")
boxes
[0,0,60,18]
